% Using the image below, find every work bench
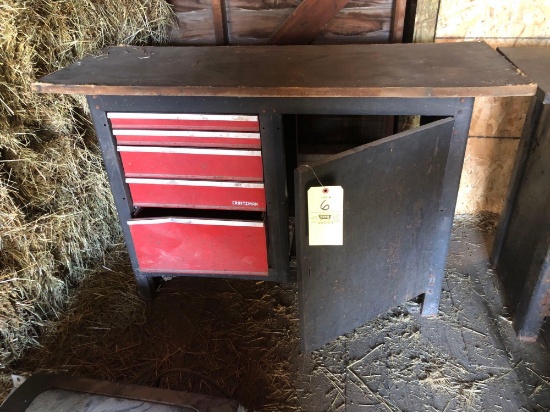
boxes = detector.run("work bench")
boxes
[33,42,534,351]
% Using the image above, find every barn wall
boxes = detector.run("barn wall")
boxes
[432,0,550,213]
[168,0,395,44]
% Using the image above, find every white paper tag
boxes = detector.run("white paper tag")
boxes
[308,186,343,246]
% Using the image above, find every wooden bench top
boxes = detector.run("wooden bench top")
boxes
[33,42,536,98]
[499,47,550,104]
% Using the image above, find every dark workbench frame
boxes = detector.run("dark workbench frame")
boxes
[89,95,473,311]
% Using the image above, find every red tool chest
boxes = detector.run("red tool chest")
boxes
[112,111,269,276]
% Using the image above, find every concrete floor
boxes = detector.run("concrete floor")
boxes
[296,221,550,411]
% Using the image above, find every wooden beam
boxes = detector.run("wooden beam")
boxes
[212,0,228,45]
[413,0,441,43]
[33,43,537,99]
[391,0,407,43]
[268,0,349,45]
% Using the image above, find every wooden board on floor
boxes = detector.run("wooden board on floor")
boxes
[33,42,535,97]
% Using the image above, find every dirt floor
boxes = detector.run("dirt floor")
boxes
[2,218,550,411]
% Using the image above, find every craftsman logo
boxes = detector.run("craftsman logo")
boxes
[232,200,259,206]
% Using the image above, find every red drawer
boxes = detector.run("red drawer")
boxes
[128,217,268,275]
[108,113,259,132]
[127,178,266,211]
[118,146,264,181]
[113,130,261,149]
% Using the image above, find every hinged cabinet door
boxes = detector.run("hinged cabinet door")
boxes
[295,118,456,352]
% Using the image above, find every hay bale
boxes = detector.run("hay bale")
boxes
[1,0,173,130]
[0,177,62,361]
[0,0,175,366]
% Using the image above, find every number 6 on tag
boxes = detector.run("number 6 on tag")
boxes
[307,186,343,246]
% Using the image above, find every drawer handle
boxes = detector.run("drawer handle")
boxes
[128,218,264,227]
[117,146,262,156]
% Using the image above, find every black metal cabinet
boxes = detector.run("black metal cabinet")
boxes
[89,96,471,351]
[34,43,534,351]
[493,47,550,342]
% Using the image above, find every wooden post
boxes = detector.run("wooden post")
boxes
[391,0,407,43]
[413,0,441,43]
[212,0,228,45]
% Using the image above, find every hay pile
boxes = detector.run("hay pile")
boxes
[10,249,300,409]
[0,0,174,366]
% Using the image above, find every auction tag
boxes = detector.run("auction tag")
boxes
[308,186,343,246]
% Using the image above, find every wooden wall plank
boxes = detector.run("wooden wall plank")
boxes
[413,0,440,43]
[227,0,299,9]
[170,0,211,12]
[169,0,216,44]
[226,2,393,45]
[168,0,394,45]
[268,0,351,45]
[315,4,391,44]
[226,7,294,44]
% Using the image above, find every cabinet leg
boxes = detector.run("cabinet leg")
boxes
[136,275,155,303]
[514,320,542,343]
[513,289,548,342]
[421,274,443,317]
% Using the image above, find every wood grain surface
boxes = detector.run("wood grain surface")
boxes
[168,0,393,45]
[268,0,350,45]
[33,42,536,98]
